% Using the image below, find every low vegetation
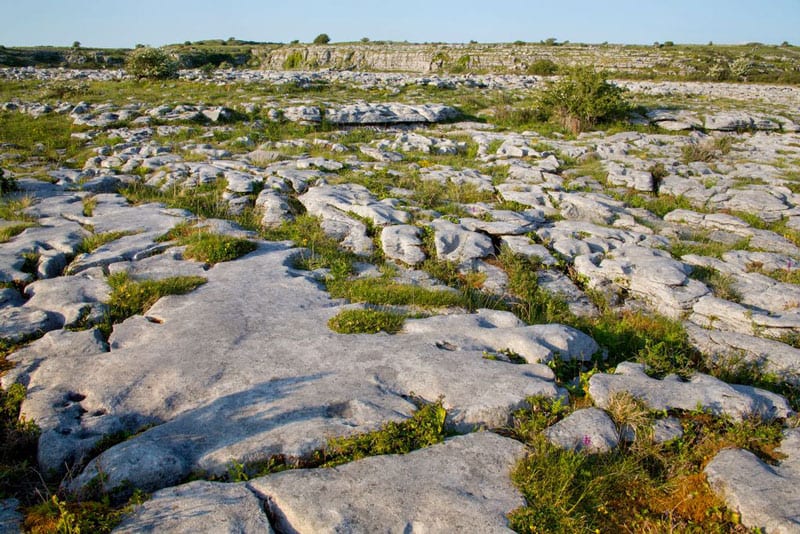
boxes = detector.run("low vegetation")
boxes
[327,308,406,334]
[104,272,207,328]
[507,395,783,532]
[160,224,257,264]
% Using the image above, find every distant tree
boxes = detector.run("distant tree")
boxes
[361,37,370,43]
[72,41,81,49]
[313,33,331,44]
[290,39,299,44]
[663,41,675,47]
[543,37,558,46]
[782,41,791,47]
[184,40,192,46]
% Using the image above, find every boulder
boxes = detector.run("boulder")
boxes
[545,408,619,453]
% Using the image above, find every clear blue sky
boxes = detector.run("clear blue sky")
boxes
[1,0,797,48]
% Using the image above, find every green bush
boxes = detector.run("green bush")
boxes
[125,47,178,79]
[313,33,331,45]
[527,59,559,75]
[536,66,629,133]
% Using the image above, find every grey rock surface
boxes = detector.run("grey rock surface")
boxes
[22,244,563,494]
[381,224,426,266]
[0,499,22,534]
[248,432,525,534]
[429,219,494,264]
[113,481,273,534]
[589,362,793,420]
[545,408,619,453]
[705,429,800,533]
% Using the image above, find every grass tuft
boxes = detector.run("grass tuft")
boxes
[327,308,406,334]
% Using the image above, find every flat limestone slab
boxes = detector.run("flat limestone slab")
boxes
[20,242,563,495]
[113,481,273,534]
[248,432,525,534]
[705,429,800,533]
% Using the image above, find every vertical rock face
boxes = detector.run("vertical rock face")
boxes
[248,433,527,534]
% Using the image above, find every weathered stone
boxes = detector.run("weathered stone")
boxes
[23,267,110,328]
[25,245,563,493]
[589,362,793,420]
[255,189,293,229]
[0,307,53,342]
[381,225,426,266]
[0,499,22,534]
[249,433,525,534]
[545,408,619,453]
[687,324,800,385]
[326,103,459,125]
[429,219,494,264]
[705,429,800,533]
[113,481,272,533]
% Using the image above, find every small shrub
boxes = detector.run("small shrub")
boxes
[313,33,331,45]
[327,308,405,334]
[536,66,629,133]
[527,58,558,75]
[125,47,178,80]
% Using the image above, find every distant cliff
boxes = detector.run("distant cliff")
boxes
[1,42,798,83]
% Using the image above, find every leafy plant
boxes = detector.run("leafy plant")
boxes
[536,66,630,133]
[313,33,331,45]
[125,47,178,80]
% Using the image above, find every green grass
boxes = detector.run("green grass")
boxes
[76,231,134,254]
[507,396,784,533]
[0,112,85,167]
[0,222,35,243]
[327,308,406,334]
[327,277,468,309]
[669,234,751,260]
[319,400,447,467]
[160,224,257,264]
[105,272,207,327]
[263,215,357,280]
[688,265,742,302]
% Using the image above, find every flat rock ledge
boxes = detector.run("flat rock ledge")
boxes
[588,362,793,421]
[113,481,273,534]
[705,429,800,533]
[247,432,526,534]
